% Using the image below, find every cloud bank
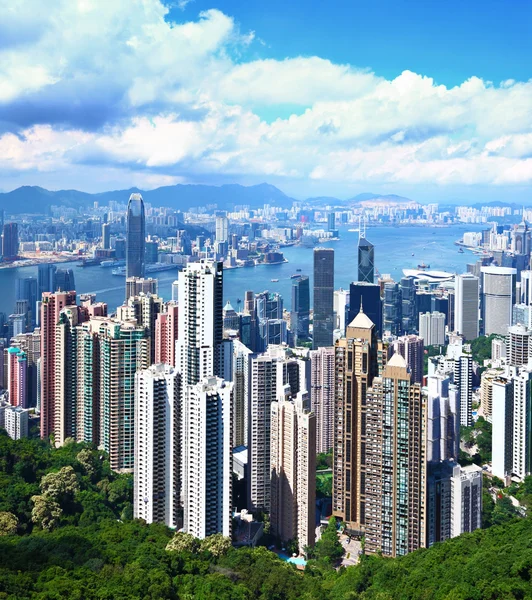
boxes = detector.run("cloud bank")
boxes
[1,0,531,196]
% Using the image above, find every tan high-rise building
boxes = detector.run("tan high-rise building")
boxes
[310,346,335,453]
[333,306,385,528]
[271,390,316,554]
[249,346,308,512]
[364,353,426,557]
[480,367,506,422]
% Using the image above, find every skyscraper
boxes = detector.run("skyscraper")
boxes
[270,390,316,553]
[454,353,473,427]
[333,305,385,526]
[310,346,335,453]
[357,228,375,284]
[419,311,445,346]
[391,334,424,384]
[2,223,18,260]
[15,277,38,325]
[126,277,158,299]
[232,340,253,449]
[426,373,460,463]
[54,268,76,292]
[313,248,334,349]
[154,303,179,367]
[455,274,479,340]
[182,376,233,539]
[4,405,29,440]
[40,291,77,439]
[255,291,284,351]
[481,266,516,335]
[249,346,307,511]
[7,347,27,408]
[215,213,229,243]
[37,264,56,299]
[291,275,310,344]
[54,304,89,446]
[426,461,482,546]
[134,364,182,528]
[126,193,146,279]
[383,282,402,335]
[507,324,532,367]
[333,288,350,333]
[175,259,232,538]
[11,329,40,410]
[400,276,417,334]
[176,261,223,386]
[98,318,150,471]
[492,369,532,481]
[117,292,164,364]
[364,353,426,557]
[520,270,532,305]
[348,282,383,338]
[102,222,111,249]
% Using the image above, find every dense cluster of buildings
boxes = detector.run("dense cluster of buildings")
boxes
[4,192,532,560]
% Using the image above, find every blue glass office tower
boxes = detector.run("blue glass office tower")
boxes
[348,282,382,338]
[291,275,310,344]
[126,193,146,279]
[358,233,375,284]
[313,248,335,349]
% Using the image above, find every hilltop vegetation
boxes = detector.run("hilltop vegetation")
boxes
[1,431,532,599]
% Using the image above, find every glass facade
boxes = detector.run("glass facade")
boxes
[126,193,146,279]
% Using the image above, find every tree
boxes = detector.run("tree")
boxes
[76,448,97,477]
[166,532,199,553]
[313,516,343,565]
[0,511,18,535]
[492,495,518,526]
[200,533,232,557]
[31,495,62,530]
[40,466,80,501]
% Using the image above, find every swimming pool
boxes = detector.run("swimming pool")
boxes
[278,553,307,567]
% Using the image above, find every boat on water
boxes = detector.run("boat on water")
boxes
[77,258,100,267]
[296,268,301,272]
[348,228,359,232]
[403,269,453,282]
[411,253,415,256]
[458,247,464,253]
[290,274,301,279]
[112,263,176,276]
[271,278,279,282]
[101,259,125,268]
[418,262,430,270]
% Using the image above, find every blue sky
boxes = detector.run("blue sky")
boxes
[172,0,532,87]
[0,0,531,202]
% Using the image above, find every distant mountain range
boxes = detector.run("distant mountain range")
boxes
[0,184,415,214]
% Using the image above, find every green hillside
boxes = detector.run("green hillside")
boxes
[1,431,531,599]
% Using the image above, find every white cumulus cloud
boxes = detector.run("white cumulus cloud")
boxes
[0,0,531,197]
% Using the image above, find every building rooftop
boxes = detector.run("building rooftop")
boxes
[348,304,374,329]
[387,352,407,369]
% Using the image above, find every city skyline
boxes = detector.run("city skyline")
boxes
[2,0,532,583]
[0,1,531,202]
